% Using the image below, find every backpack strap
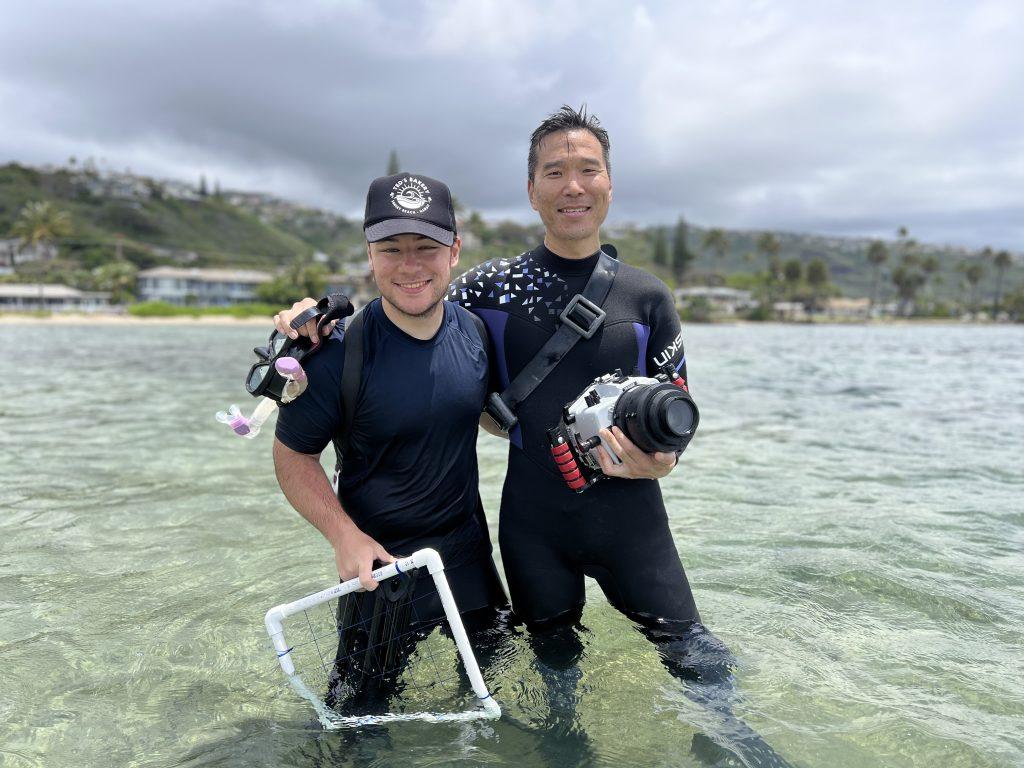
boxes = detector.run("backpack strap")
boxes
[484,247,620,431]
[334,306,366,467]
[332,302,486,481]
[463,306,489,355]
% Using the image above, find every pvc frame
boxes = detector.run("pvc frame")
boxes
[264,548,501,727]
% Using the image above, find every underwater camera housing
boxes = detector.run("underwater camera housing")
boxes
[548,366,699,493]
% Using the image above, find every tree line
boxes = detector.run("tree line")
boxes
[4,179,1021,320]
[648,216,1019,320]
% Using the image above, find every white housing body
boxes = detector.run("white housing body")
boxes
[565,373,660,464]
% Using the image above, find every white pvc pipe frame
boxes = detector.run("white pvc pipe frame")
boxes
[265,548,502,725]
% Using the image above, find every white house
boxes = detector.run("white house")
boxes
[0,238,59,267]
[0,284,111,313]
[823,297,870,319]
[674,286,756,315]
[136,267,272,305]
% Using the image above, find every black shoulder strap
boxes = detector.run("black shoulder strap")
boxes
[333,302,486,471]
[336,306,365,461]
[485,248,619,431]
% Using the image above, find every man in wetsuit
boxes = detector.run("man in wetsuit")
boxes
[451,108,789,764]
[448,106,709,652]
[273,173,507,657]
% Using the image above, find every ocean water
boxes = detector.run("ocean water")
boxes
[0,321,1021,768]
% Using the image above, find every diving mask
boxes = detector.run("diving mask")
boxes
[245,293,354,403]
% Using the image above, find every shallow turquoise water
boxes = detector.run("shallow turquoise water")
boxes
[1,321,1021,767]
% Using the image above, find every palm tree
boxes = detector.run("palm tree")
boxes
[806,258,829,313]
[10,200,72,265]
[755,232,781,303]
[921,255,940,312]
[755,232,780,263]
[866,240,888,311]
[892,265,925,317]
[888,228,927,315]
[896,227,918,264]
[783,259,802,298]
[652,227,668,267]
[671,217,694,284]
[11,200,73,309]
[992,250,1012,315]
[964,262,986,316]
[702,228,729,263]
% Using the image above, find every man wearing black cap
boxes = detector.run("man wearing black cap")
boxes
[272,172,507,629]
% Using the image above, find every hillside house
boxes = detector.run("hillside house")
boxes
[0,284,110,312]
[674,286,756,315]
[136,267,271,305]
[0,238,58,267]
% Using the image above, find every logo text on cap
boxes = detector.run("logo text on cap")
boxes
[390,177,432,214]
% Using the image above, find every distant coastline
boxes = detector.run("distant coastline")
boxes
[0,312,272,325]
[0,311,987,327]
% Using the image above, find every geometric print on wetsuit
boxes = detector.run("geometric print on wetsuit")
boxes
[448,251,572,324]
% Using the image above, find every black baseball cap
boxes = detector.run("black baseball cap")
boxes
[363,172,457,247]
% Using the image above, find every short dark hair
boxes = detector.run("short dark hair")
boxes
[528,104,611,181]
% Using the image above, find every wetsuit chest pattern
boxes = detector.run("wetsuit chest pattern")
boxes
[450,244,688,473]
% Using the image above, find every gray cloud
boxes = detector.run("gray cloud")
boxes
[1,0,1021,249]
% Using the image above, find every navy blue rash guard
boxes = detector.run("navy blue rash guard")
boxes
[275,298,493,573]
[448,244,701,627]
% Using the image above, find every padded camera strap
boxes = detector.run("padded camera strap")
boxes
[485,247,619,431]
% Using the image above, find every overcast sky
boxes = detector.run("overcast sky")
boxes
[2,0,1022,250]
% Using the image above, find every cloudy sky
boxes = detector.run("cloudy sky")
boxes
[2,0,1022,250]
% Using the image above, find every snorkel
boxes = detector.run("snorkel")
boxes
[216,356,308,439]
[215,293,354,440]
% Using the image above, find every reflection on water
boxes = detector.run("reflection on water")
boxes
[1,323,1022,767]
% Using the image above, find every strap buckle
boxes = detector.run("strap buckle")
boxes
[558,294,606,339]
[484,392,518,432]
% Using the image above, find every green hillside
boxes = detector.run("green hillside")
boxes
[2,162,1020,315]
[0,163,319,269]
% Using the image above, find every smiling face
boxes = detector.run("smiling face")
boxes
[527,129,612,257]
[367,233,461,319]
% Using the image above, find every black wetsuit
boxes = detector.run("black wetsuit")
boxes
[275,298,507,619]
[449,244,701,628]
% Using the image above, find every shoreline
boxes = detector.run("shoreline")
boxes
[0,312,274,325]
[0,312,1012,327]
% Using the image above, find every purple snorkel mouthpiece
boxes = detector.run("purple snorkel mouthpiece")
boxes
[275,356,306,382]
[229,414,252,436]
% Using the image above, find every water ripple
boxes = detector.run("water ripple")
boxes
[2,323,1022,767]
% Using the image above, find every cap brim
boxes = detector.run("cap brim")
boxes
[364,218,455,247]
